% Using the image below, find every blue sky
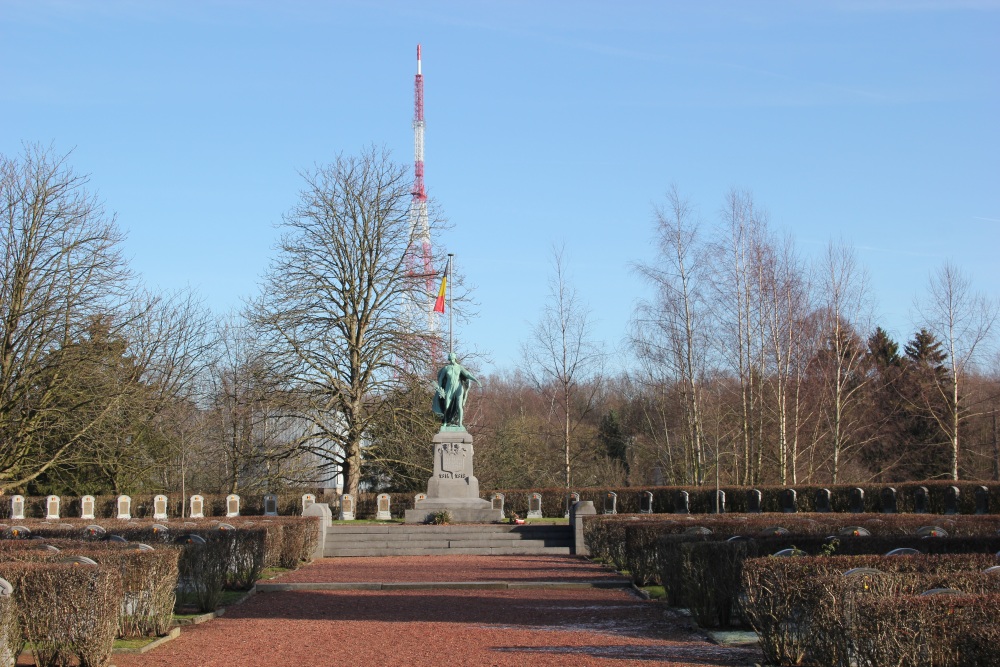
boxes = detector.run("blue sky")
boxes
[1,1,997,373]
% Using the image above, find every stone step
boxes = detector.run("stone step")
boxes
[324,546,572,558]
[325,538,571,550]
[327,531,570,543]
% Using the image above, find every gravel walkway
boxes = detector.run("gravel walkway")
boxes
[112,556,760,667]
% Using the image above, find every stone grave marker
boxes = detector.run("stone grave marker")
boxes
[134,543,154,552]
[376,493,392,520]
[773,548,806,557]
[565,492,580,518]
[815,488,832,513]
[850,487,865,513]
[104,534,127,544]
[414,493,427,504]
[685,526,712,535]
[944,486,960,515]
[151,524,169,538]
[639,491,654,514]
[217,523,235,531]
[916,525,948,538]
[175,534,206,546]
[919,588,961,596]
[189,495,204,519]
[674,490,690,514]
[780,489,797,513]
[880,487,897,514]
[746,489,762,513]
[35,544,60,553]
[603,491,617,515]
[886,547,922,556]
[226,494,241,518]
[59,555,98,566]
[914,486,930,514]
[45,495,60,520]
[759,526,790,537]
[528,493,543,519]
[975,486,989,515]
[844,567,882,577]
[10,495,25,521]
[340,493,355,521]
[301,494,316,512]
[713,489,726,514]
[491,493,504,514]
[117,495,132,520]
[0,577,13,667]
[80,495,96,520]
[153,495,169,521]
[838,526,871,537]
[264,493,279,516]
[84,525,106,538]
[4,526,30,539]
[0,577,11,596]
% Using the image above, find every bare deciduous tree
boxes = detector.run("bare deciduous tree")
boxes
[0,145,132,491]
[250,147,443,497]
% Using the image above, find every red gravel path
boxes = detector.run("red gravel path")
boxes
[273,555,628,583]
[111,556,760,667]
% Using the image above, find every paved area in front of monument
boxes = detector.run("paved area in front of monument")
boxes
[113,555,762,667]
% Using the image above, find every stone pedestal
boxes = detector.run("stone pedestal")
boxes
[404,430,502,524]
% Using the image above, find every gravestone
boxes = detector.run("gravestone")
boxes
[0,577,11,596]
[639,491,654,514]
[117,495,132,520]
[975,486,989,515]
[944,486,960,515]
[153,495,169,521]
[759,526,789,537]
[815,488,832,513]
[226,494,241,518]
[712,489,726,514]
[404,430,501,523]
[0,577,12,667]
[746,489,762,514]
[880,487,897,514]
[263,494,279,517]
[151,524,169,538]
[189,495,204,519]
[59,555,98,566]
[34,544,59,553]
[80,495,96,520]
[85,525,106,538]
[850,488,865,513]
[104,534,127,544]
[685,526,712,535]
[886,547,922,556]
[301,494,316,512]
[780,489,797,513]
[916,525,948,538]
[844,567,883,577]
[565,492,580,518]
[491,493,504,514]
[838,526,871,537]
[376,493,392,521]
[414,493,427,504]
[45,495,60,520]
[175,534,206,546]
[528,493,543,519]
[603,492,617,515]
[339,493,355,521]
[134,543,154,552]
[217,523,235,531]
[914,486,930,514]
[4,526,30,539]
[10,495,25,521]
[674,490,690,514]
[773,548,806,557]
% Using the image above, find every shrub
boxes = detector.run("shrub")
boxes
[0,561,123,667]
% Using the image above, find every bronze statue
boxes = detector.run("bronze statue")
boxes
[432,353,480,429]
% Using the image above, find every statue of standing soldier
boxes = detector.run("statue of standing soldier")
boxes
[432,353,480,430]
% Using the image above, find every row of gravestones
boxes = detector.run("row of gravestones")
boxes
[5,493,323,521]
[336,492,582,521]
[589,485,993,515]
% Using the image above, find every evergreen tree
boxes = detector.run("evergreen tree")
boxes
[598,410,631,483]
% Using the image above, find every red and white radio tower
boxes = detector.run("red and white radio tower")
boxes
[408,44,438,351]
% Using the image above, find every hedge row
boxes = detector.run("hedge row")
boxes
[742,556,1000,666]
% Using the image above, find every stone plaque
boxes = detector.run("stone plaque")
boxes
[674,490,690,514]
[117,495,132,520]
[914,486,930,514]
[712,489,726,514]
[491,493,504,513]
[81,495,96,520]
[340,493,355,521]
[975,486,989,515]
[528,493,543,519]
[10,495,25,521]
[850,487,865,513]
[190,495,204,519]
[46,495,60,520]
[301,494,316,512]
[746,489,762,513]
[639,491,653,514]
[226,494,241,518]
[780,489,797,513]
[944,486,960,515]
[815,488,832,513]
[880,487,897,514]
[603,491,617,515]
[264,493,279,516]
[153,495,169,520]
[376,493,392,520]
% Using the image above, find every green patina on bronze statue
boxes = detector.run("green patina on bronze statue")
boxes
[432,352,480,430]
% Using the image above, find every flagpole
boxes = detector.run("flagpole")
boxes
[447,253,454,355]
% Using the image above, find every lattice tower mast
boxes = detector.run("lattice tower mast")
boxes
[407,44,437,343]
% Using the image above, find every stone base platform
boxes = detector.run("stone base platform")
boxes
[404,497,502,524]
